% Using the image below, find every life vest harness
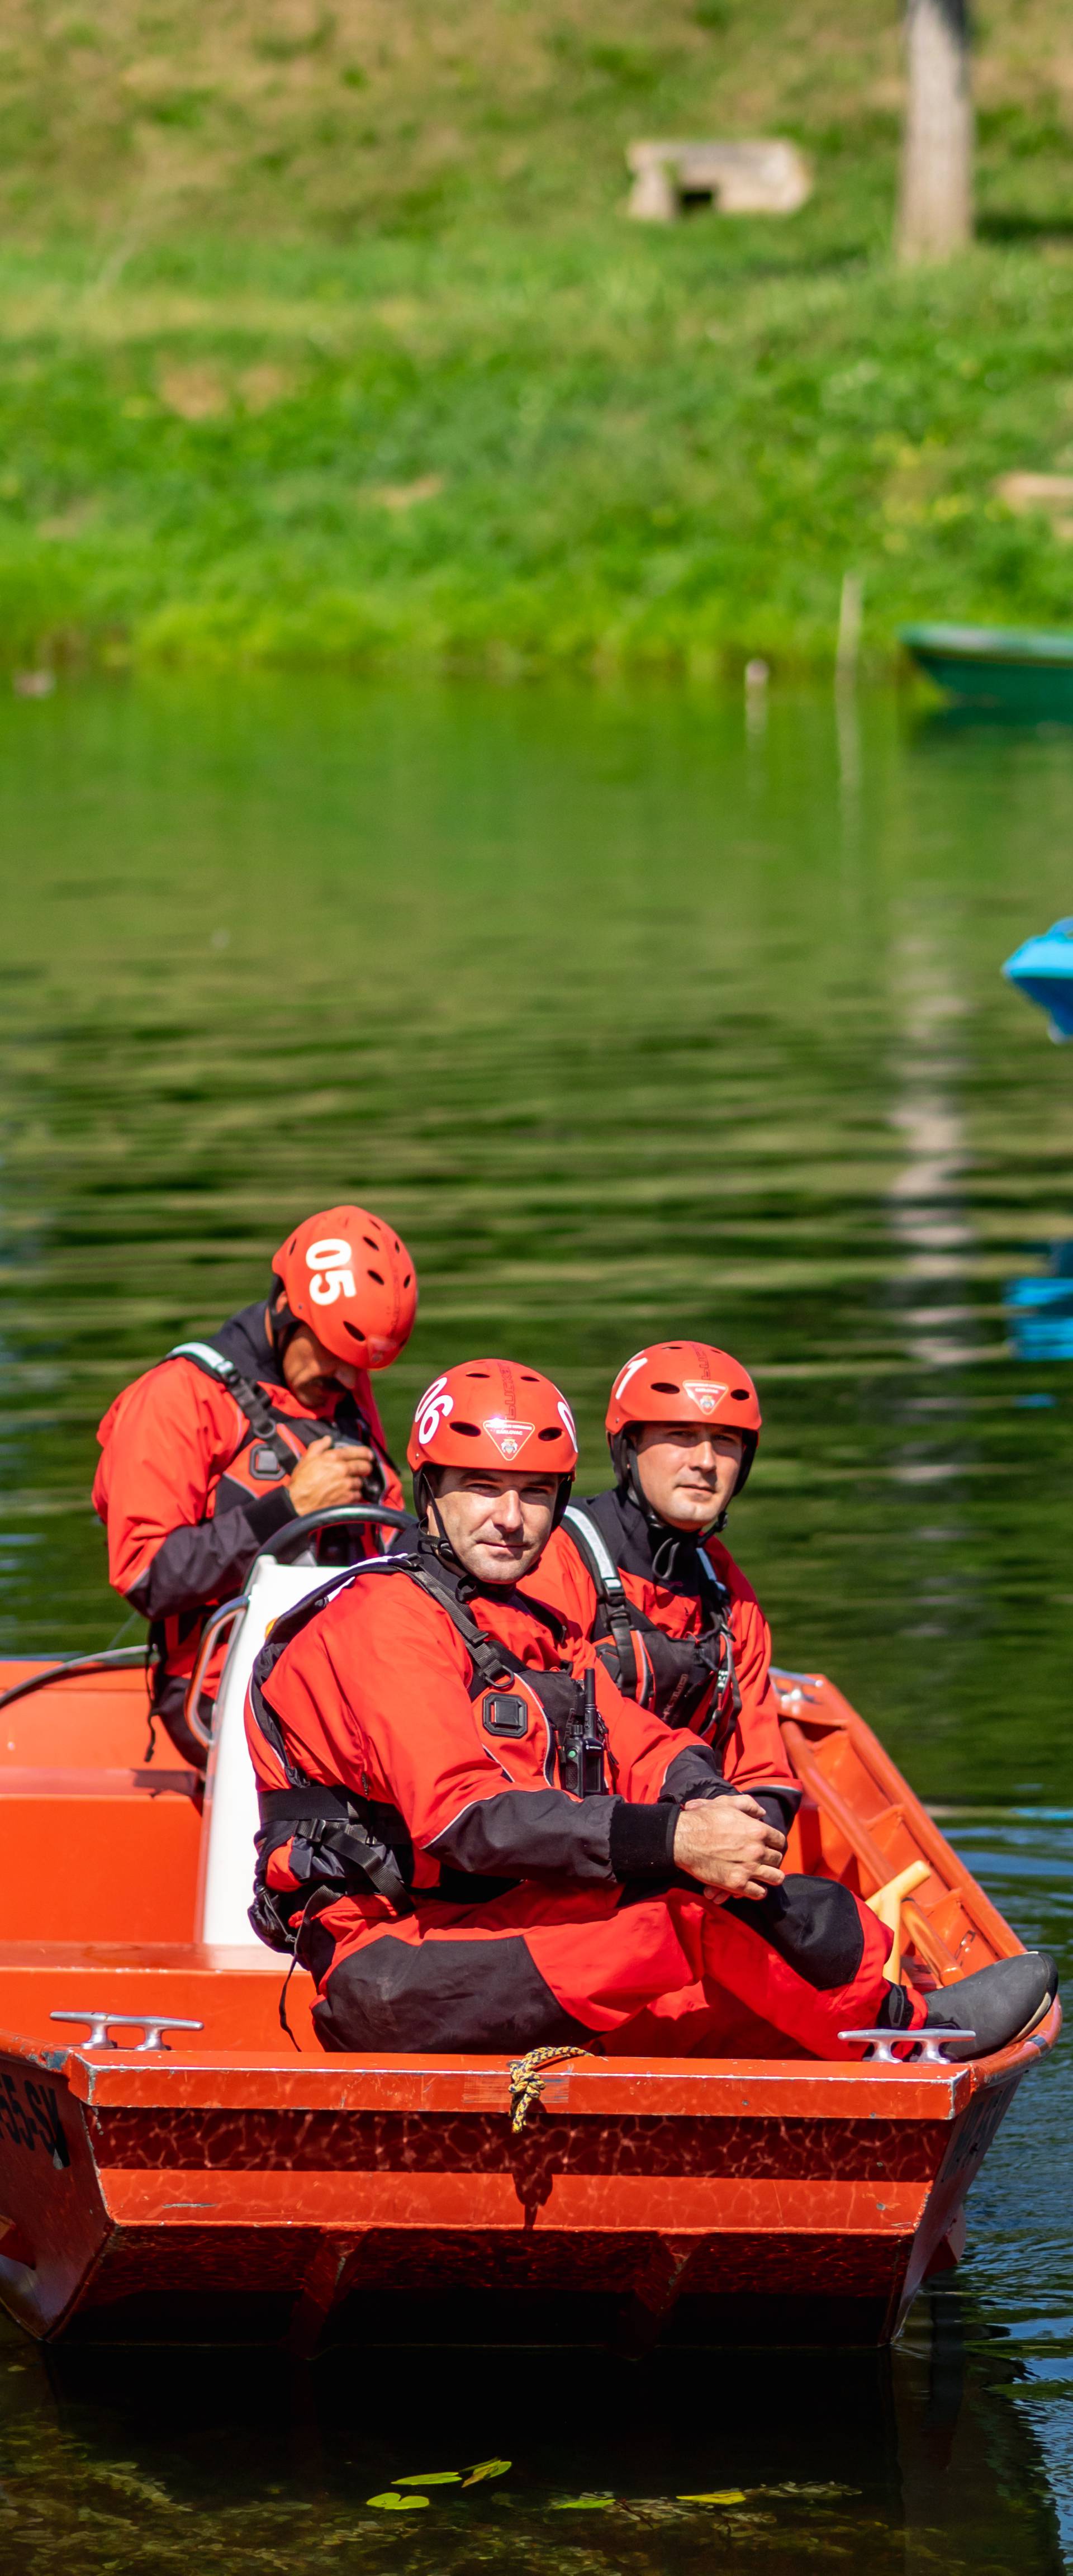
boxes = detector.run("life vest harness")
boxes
[247,1549,610,1954]
[560,1502,741,1740]
[166,1338,388,1504]
[132,1337,396,1764]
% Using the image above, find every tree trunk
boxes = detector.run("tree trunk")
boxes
[898,0,973,263]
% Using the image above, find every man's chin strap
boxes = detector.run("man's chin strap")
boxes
[414,1475,460,1573]
[413,1473,492,1587]
[267,1284,300,1358]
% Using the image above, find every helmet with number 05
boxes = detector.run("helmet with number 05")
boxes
[407,1357,578,1524]
[606,1341,762,1496]
[271,1206,417,1371]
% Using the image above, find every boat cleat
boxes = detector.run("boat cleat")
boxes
[838,2026,975,2064]
[50,2008,205,2053]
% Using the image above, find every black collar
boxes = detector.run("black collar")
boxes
[213,1299,286,1388]
[414,1533,567,1646]
[583,1483,714,1593]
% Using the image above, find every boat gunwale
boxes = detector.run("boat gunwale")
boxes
[0,1997,1057,2118]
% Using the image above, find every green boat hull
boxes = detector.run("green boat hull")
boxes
[901,622,1073,719]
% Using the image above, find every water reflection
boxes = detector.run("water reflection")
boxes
[2,680,1073,1800]
[0,680,1071,2558]
[944,1811,1073,2564]
[0,2280,1051,2575]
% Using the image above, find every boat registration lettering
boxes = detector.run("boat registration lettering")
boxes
[0,2072,69,2168]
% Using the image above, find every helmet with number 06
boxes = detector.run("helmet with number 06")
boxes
[407,1357,578,1524]
[271,1206,417,1371]
[606,1341,762,1495]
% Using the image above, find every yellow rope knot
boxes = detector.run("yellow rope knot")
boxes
[507,2044,594,2133]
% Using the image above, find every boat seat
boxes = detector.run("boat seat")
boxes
[198,1551,350,1950]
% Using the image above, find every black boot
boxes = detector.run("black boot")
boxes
[923,1950,1058,2061]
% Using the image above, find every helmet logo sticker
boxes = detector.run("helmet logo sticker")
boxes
[306,1235,357,1307]
[683,1381,727,1414]
[611,1353,648,1407]
[416,1375,454,1445]
[484,1415,535,1461]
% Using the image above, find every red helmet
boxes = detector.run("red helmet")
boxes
[407,1357,577,1524]
[271,1206,417,1371]
[606,1341,761,1497]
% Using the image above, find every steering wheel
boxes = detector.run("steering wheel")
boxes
[257,1503,415,1565]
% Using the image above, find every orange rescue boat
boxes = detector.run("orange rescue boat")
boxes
[0,1519,1058,2349]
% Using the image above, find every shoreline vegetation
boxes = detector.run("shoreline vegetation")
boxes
[5,0,1073,674]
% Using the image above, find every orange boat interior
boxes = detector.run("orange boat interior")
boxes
[0,1656,1029,2045]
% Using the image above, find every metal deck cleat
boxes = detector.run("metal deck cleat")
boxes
[50,2009,205,2053]
[839,2026,975,2062]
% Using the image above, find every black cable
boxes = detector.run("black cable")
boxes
[0,1646,151,1716]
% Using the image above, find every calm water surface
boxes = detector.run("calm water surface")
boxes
[0,679,1070,2569]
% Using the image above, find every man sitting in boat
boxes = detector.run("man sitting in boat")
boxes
[527,1342,797,1829]
[244,1358,1055,2062]
[93,1205,417,1765]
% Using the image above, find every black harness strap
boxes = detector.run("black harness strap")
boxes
[166,1338,386,1497]
[561,1502,742,1735]
[694,1545,742,1728]
[383,1555,602,1789]
[248,1563,412,1949]
[400,1555,567,1682]
[561,1504,640,1695]
[247,1547,606,1952]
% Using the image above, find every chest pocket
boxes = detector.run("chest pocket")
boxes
[482,1692,529,1738]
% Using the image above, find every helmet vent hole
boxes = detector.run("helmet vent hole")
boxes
[367,1267,384,1284]
[402,1272,412,1287]
[467,1370,491,1380]
[651,1380,680,1394]
[730,1388,751,1401]
[362,1236,379,1250]
[343,1322,365,1343]
[453,1422,480,1438]
[537,1426,563,1442]
[521,1373,539,1382]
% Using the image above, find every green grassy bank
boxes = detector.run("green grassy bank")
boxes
[3,0,1073,672]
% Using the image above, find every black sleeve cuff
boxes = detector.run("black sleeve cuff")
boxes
[754,1788,800,1833]
[244,1486,297,1543]
[609,1800,679,1881]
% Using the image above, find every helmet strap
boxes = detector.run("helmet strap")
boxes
[412,1467,463,1571]
[268,1284,301,1356]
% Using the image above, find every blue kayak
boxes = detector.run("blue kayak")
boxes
[1003,918,1073,1040]
[1006,1257,1073,1361]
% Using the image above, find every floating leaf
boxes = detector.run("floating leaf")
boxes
[365,2491,429,2511]
[462,2459,511,2487]
[393,2474,462,2487]
[678,2490,747,2506]
[550,2496,615,2510]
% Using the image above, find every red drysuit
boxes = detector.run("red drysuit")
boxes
[94,1299,402,1754]
[245,1545,919,2059]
